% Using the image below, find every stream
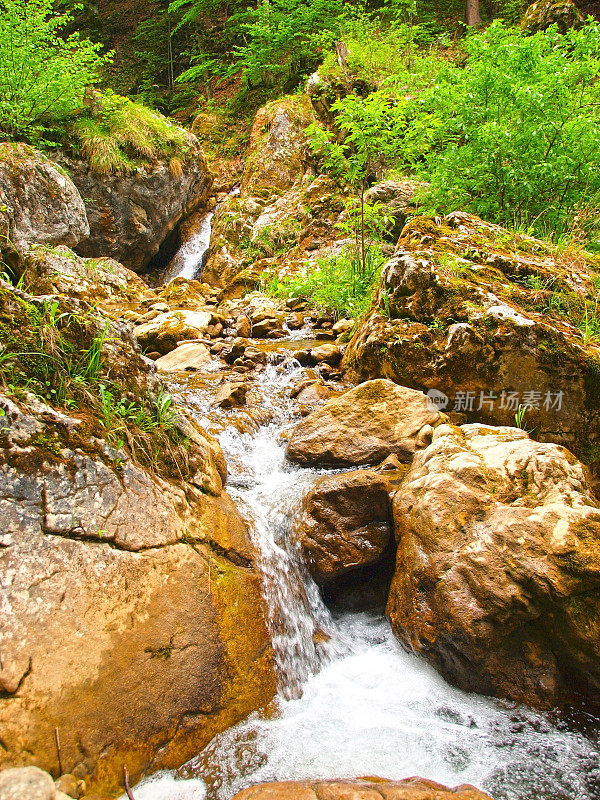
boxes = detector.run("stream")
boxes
[133,218,600,800]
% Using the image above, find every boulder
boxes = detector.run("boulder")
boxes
[0,143,89,258]
[60,132,212,272]
[310,343,342,365]
[133,310,212,354]
[230,779,494,800]
[387,423,600,710]
[521,0,584,32]
[154,342,211,372]
[286,379,440,467]
[213,382,248,409]
[294,470,392,583]
[344,211,600,474]
[18,245,154,307]
[0,767,56,800]
[0,393,275,794]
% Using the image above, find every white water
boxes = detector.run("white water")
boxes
[163,210,215,282]
[138,352,600,800]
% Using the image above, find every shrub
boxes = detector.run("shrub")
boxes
[0,0,109,139]
[264,246,386,319]
[418,21,600,236]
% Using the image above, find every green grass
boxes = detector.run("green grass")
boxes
[262,245,386,319]
[70,90,191,173]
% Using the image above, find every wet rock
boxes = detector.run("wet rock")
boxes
[310,344,342,366]
[213,381,248,409]
[295,470,392,583]
[388,423,600,710]
[252,317,285,338]
[234,315,252,338]
[0,143,89,260]
[60,133,212,272]
[230,778,495,800]
[286,379,441,467]
[333,318,353,336]
[18,245,154,307]
[286,312,305,329]
[133,310,212,354]
[154,342,211,372]
[0,767,56,800]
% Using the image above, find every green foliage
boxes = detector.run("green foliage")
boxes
[0,0,110,140]
[264,246,386,318]
[70,91,190,172]
[418,21,600,237]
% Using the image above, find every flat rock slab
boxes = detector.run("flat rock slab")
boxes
[230,778,494,800]
[155,342,211,371]
[286,379,440,467]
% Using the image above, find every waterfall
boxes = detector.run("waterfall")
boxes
[131,343,600,800]
[162,210,215,283]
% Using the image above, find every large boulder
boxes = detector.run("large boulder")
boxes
[18,245,154,308]
[230,779,494,800]
[344,212,600,474]
[133,309,212,354]
[521,0,584,32]
[387,423,600,710]
[286,379,441,467]
[0,143,89,259]
[0,767,57,800]
[61,131,212,272]
[294,470,393,584]
[0,286,275,794]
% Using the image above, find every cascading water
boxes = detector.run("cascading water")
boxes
[162,210,215,282]
[132,345,600,800]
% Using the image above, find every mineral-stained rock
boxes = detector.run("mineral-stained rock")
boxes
[0,143,89,258]
[310,343,342,365]
[214,381,248,409]
[133,309,212,354]
[154,341,211,371]
[0,393,275,794]
[18,245,154,307]
[230,778,495,800]
[344,211,600,474]
[294,470,392,583]
[286,379,440,467]
[387,422,600,710]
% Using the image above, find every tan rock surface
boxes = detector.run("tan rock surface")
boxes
[286,379,440,467]
[387,423,600,709]
[230,778,494,800]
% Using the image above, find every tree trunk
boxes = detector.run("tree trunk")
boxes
[465,0,482,26]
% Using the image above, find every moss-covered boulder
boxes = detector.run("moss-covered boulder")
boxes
[0,143,89,260]
[344,211,600,474]
[521,0,584,32]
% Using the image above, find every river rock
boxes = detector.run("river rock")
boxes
[154,342,211,371]
[133,309,212,354]
[0,143,89,259]
[286,379,440,467]
[214,381,248,409]
[54,775,86,799]
[310,343,342,365]
[18,245,154,307]
[230,778,495,800]
[294,470,392,583]
[0,767,57,800]
[388,423,600,710]
[62,132,212,272]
